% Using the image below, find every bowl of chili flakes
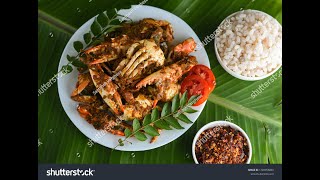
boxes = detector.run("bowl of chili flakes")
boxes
[192,121,252,164]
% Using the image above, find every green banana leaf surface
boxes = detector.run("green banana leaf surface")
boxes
[38,0,282,164]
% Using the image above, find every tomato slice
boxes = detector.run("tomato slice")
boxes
[188,65,216,92]
[180,75,210,106]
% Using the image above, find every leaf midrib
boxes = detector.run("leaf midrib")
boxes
[38,10,76,34]
[208,93,282,127]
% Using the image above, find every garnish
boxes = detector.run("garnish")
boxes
[59,9,130,75]
[113,92,200,150]
[188,64,216,92]
[180,75,210,106]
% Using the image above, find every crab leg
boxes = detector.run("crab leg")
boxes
[128,60,154,78]
[126,42,141,58]
[71,73,91,96]
[89,68,123,115]
[114,42,141,72]
[121,47,147,76]
[89,54,119,65]
[123,53,149,77]
[71,95,97,103]
[136,56,198,89]
[84,43,108,54]
[114,59,129,72]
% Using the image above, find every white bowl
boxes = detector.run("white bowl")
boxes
[214,9,282,81]
[192,121,252,164]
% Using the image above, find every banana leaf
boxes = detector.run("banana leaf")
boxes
[38,0,282,164]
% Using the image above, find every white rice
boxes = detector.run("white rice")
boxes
[216,10,282,77]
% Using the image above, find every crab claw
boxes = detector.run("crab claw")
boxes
[136,56,198,90]
[166,38,197,64]
[173,37,196,54]
[89,68,123,115]
[77,104,92,118]
[85,35,132,65]
[71,73,91,97]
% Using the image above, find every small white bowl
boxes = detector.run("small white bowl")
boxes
[192,121,252,164]
[214,9,282,81]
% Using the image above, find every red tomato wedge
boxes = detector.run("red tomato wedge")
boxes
[188,65,216,92]
[180,75,210,106]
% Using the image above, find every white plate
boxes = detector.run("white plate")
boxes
[58,5,210,151]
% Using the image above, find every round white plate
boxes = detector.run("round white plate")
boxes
[58,5,210,151]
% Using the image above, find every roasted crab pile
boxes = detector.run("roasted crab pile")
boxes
[71,18,198,137]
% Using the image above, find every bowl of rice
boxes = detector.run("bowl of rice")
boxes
[214,9,282,81]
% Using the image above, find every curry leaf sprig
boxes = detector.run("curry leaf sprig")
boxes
[114,92,200,149]
[59,9,131,75]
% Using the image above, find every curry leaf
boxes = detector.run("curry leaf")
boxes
[71,60,87,68]
[134,132,147,141]
[151,108,159,122]
[142,114,152,126]
[132,119,141,131]
[97,12,109,27]
[175,114,193,124]
[90,19,102,35]
[124,128,132,138]
[143,125,160,137]
[73,41,83,52]
[154,120,172,130]
[180,91,188,107]
[183,107,198,113]
[164,116,184,129]
[161,102,171,117]
[172,94,180,112]
[83,33,92,44]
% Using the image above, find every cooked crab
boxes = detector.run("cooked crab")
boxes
[71,18,199,137]
[119,18,174,44]
[77,103,129,136]
[136,56,198,102]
